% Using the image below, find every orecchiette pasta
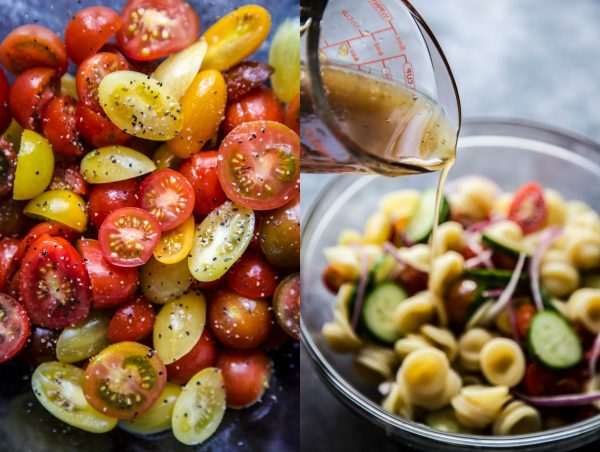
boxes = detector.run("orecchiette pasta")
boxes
[322,284,363,352]
[428,251,464,326]
[543,189,567,227]
[420,324,458,362]
[492,400,542,435]
[353,344,399,383]
[451,385,511,429]
[378,189,420,224]
[566,200,600,230]
[431,221,465,257]
[382,380,413,420]
[566,288,600,333]
[395,244,431,273]
[363,211,393,245]
[399,348,448,403]
[394,291,435,335]
[563,225,600,270]
[338,228,363,246]
[394,334,433,359]
[479,338,526,388]
[492,192,512,217]
[323,244,383,280]
[447,176,499,221]
[458,327,495,372]
[540,249,580,298]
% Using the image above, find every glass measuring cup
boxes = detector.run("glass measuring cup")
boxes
[300,0,461,175]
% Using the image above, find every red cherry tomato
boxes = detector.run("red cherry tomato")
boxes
[107,295,155,343]
[524,362,584,396]
[14,221,79,264]
[98,207,161,267]
[78,239,139,309]
[75,101,131,147]
[516,304,537,338]
[273,273,300,340]
[0,238,20,291]
[41,96,86,158]
[216,348,272,409]
[65,6,122,65]
[116,0,200,61]
[222,86,284,136]
[218,120,300,211]
[0,294,30,363]
[226,250,279,299]
[208,289,273,350]
[19,235,92,329]
[508,182,547,235]
[165,329,217,384]
[138,168,195,231]
[0,138,17,198]
[284,94,300,135]
[49,161,89,196]
[88,179,139,229]
[20,325,59,366]
[178,151,228,217]
[76,52,129,113]
[396,266,429,296]
[0,68,11,134]
[9,67,60,131]
[0,24,67,75]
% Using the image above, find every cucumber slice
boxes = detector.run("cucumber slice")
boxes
[362,283,407,343]
[481,222,526,257]
[463,268,528,287]
[405,188,450,243]
[371,253,397,286]
[527,310,582,370]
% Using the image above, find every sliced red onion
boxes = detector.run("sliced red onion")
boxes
[465,234,493,268]
[483,289,504,298]
[350,246,369,331]
[515,391,600,407]
[465,249,493,269]
[506,298,521,343]
[529,226,563,312]
[589,332,600,379]
[467,218,498,233]
[383,242,407,266]
[483,252,527,322]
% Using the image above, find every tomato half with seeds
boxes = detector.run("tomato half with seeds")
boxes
[65,6,123,65]
[139,168,195,231]
[78,239,139,309]
[508,182,547,235]
[9,68,60,131]
[117,0,200,61]
[83,341,167,420]
[41,96,86,158]
[77,52,129,113]
[0,138,17,198]
[273,272,300,340]
[218,120,299,211]
[226,250,278,299]
[88,179,139,229]
[0,24,67,75]
[153,214,194,264]
[221,86,284,136]
[0,294,30,363]
[0,238,20,290]
[165,329,217,385]
[75,102,132,148]
[0,68,10,134]
[98,207,161,267]
[14,221,79,264]
[178,151,228,216]
[107,296,155,343]
[49,161,89,196]
[19,235,92,329]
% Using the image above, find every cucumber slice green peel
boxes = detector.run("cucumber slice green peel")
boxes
[527,310,582,370]
[405,188,450,243]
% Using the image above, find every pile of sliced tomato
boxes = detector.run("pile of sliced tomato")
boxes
[0,1,299,446]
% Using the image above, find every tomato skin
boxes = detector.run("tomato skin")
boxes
[9,68,60,131]
[208,289,273,350]
[14,221,79,264]
[227,251,279,299]
[222,87,284,136]
[223,61,274,102]
[444,278,479,328]
[20,325,59,366]
[77,52,129,113]
[117,0,200,61]
[49,161,89,196]
[65,6,122,65]
[524,362,584,396]
[0,138,17,198]
[178,151,228,216]
[107,296,155,343]
[0,68,11,134]
[215,348,271,409]
[0,198,33,239]
[0,24,67,75]
[88,179,139,229]
[258,195,300,270]
[273,272,300,340]
[0,294,30,363]
[508,182,547,234]
[41,96,86,158]
[284,94,300,135]
[516,304,537,338]
[0,238,20,291]
[19,235,92,329]
[165,329,217,384]
[75,102,131,148]
[78,239,139,309]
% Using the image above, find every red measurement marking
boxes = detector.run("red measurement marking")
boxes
[404,62,415,88]
[320,34,365,50]
[371,33,384,56]
[358,54,407,67]
[388,20,406,51]
[346,40,360,63]
[342,10,367,35]
[368,0,393,21]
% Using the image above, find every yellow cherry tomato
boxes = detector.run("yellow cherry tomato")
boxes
[269,18,301,103]
[167,70,227,158]
[152,143,182,170]
[13,130,54,200]
[201,5,271,71]
[24,190,88,232]
[154,215,195,264]
[60,73,78,100]
[80,146,156,183]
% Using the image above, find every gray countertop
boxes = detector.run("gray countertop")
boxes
[301,0,600,450]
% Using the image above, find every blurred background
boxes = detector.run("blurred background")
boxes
[301,0,600,450]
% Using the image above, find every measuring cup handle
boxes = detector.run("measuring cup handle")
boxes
[301,0,328,24]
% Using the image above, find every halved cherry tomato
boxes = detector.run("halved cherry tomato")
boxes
[208,289,273,349]
[75,102,132,147]
[215,348,271,409]
[508,182,547,235]
[444,277,479,328]
[83,341,167,420]
[178,151,228,216]
[0,25,67,75]
[19,235,92,329]
[65,6,122,65]
[524,362,584,396]
[273,272,300,340]
[78,239,139,308]
[226,250,278,299]
[49,161,88,196]
[139,168,195,231]
[218,120,299,211]
[14,221,79,264]
[285,94,300,135]
[153,214,194,264]
[222,86,284,136]
[98,207,161,267]
[0,293,29,363]
[88,179,139,229]
[77,52,129,113]
[117,0,200,61]
[80,146,156,184]
[41,96,86,158]
[0,238,20,290]
[24,190,88,232]
[107,296,155,343]
[516,304,537,338]
[165,329,217,384]
[13,130,54,201]
[223,61,273,101]
[0,68,10,134]
[0,138,16,198]
[9,68,60,131]
[258,194,300,269]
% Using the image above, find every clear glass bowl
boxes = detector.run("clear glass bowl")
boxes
[301,119,600,451]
